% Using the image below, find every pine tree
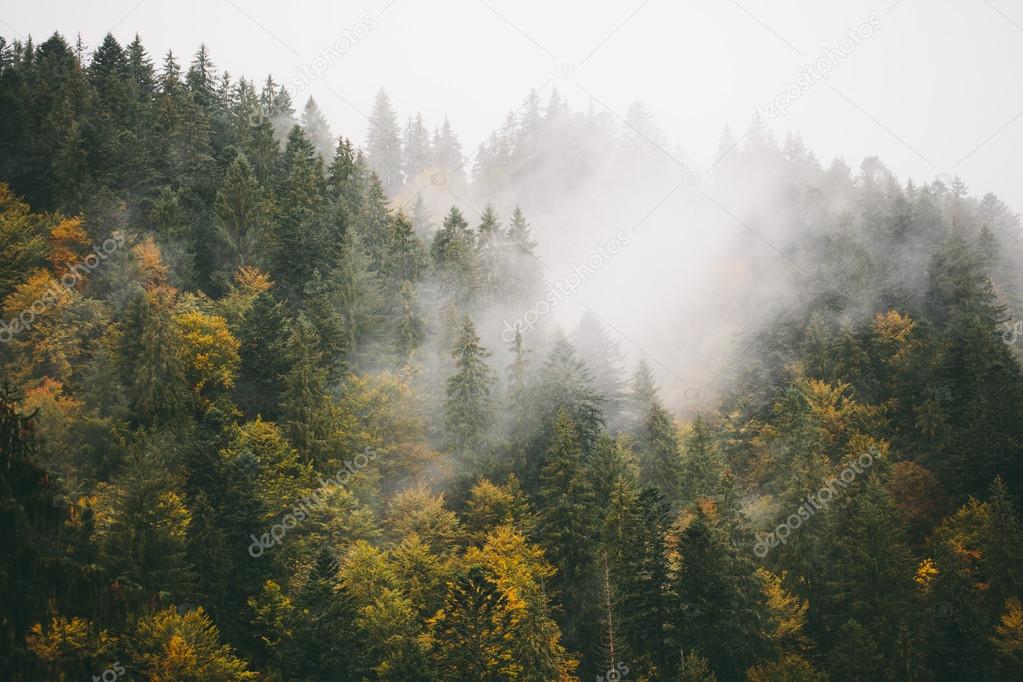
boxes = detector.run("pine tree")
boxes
[243,113,280,185]
[402,111,431,181]
[432,116,464,178]
[335,228,384,368]
[300,96,334,160]
[680,415,723,504]
[432,206,479,305]
[505,327,535,445]
[119,288,190,427]
[98,446,196,609]
[827,619,884,682]
[280,315,332,462]
[624,357,658,430]
[536,337,605,454]
[236,290,293,418]
[536,411,600,650]
[635,400,683,500]
[506,206,537,253]
[475,205,502,297]
[444,316,496,468]
[214,153,267,272]
[395,280,425,361]
[366,89,402,194]
[571,312,626,428]
[185,44,217,108]
[301,268,348,378]
[270,125,329,296]
[618,487,673,674]
[428,567,516,681]
[669,505,771,679]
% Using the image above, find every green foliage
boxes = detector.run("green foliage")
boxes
[3,30,1023,682]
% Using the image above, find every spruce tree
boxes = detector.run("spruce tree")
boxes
[366,89,402,194]
[214,153,267,272]
[536,412,600,653]
[444,316,495,468]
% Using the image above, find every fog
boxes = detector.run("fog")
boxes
[8,0,1023,412]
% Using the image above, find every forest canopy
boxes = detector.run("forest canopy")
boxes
[1,29,1023,682]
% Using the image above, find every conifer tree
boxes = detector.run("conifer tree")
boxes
[536,412,600,650]
[571,312,626,428]
[214,153,267,272]
[444,316,495,467]
[618,487,673,674]
[270,125,328,296]
[680,415,723,504]
[300,96,334,160]
[236,290,292,418]
[402,111,431,181]
[280,315,332,462]
[366,89,402,194]
[536,337,605,455]
[428,567,516,681]
[432,116,464,178]
[669,505,771,679]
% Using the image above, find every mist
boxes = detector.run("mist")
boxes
[4,2,1023,681]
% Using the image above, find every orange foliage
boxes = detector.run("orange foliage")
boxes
[133,235,170,290]
[48,216,90,272]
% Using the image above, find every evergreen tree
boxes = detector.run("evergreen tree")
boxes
[402,111,431,181]
[617,487,673,674]
[428,567,516,681]
[571,312,626,429]
[536,337,605,455]
[299,96,334,160]
[680,415,723,504]
[280,315,332,462]
[444,316,496,468]
[432,116,464,178]
[236,290,292,418]
[214,153,268,272]
[635,400,683,500]
[669,505,772,680]
[536,412,600,652]
[366,89,402,194]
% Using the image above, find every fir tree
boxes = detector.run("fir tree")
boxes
[444,316,496,468]
[366,89,402,194]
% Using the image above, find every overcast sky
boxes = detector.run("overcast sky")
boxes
[4,0,1023,209]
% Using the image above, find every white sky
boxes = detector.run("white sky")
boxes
[4,0,1023,210]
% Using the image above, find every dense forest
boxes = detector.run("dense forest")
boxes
[2,31,1023,681]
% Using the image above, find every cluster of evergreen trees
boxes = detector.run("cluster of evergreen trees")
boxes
[2,30,1023,681]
